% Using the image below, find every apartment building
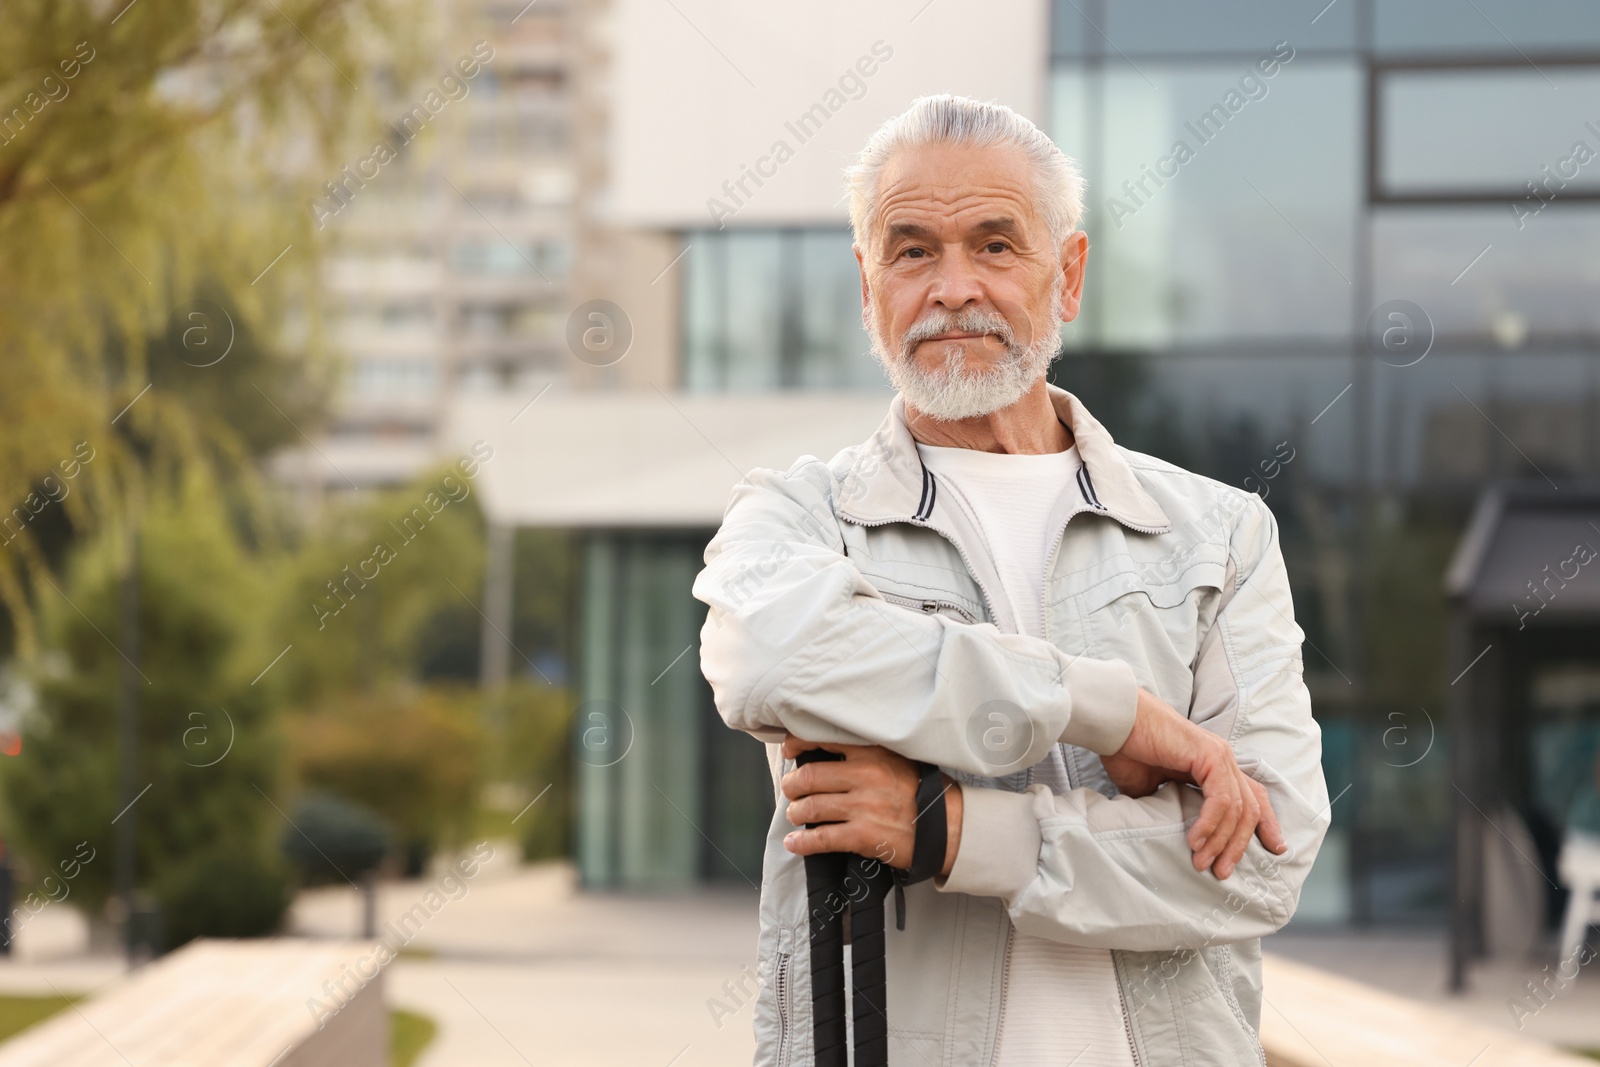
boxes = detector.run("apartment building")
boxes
[280,0,577,488]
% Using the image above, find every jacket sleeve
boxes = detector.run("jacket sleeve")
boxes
[935,492,1330,950]
[692,459,1141,778]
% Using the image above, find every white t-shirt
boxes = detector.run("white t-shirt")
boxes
[915,442,1138,1067]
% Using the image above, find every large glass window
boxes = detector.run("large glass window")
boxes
[682,229,883,392]
[1056,59,1362,347]
[1378,67,1600,198]
[1370,347,1600,488]
[1052,0,1355,58]
[1372,206,1600,338]
[1375,0,1600,55]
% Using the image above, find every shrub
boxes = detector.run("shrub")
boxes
[289,686,481,874]
[155,844,294,949]
[280,791,391,885]
[498,682,574,863]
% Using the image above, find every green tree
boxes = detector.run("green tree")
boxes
[0,0,430,652]
[262,461,494,873]
[1,480,289,932]
[267,461,490,700]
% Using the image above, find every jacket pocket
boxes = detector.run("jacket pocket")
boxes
[1072,545,1229,691]
[1116,946,1266,1066]
[1077,541,1230,616]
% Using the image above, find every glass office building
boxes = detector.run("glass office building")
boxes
[1040,0,1600,926]
[581,0,1600,928]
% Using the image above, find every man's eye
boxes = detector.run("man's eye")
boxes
[985,241,1008,254]
[902,247,927,259]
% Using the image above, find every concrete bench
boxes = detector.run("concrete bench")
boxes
[1261,954,1594,1067]
[0,939,386,1067]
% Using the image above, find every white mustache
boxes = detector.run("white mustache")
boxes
[898,308,1018,360]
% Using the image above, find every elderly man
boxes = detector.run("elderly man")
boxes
[694,95,1328,1067]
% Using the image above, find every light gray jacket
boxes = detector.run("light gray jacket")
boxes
[693,386,1330,1066]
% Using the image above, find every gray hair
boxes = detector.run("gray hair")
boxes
[845,94,1085,254]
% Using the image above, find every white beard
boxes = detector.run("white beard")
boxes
[868,286,1064,422]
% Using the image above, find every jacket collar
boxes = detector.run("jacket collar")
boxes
[835,384,1173,534]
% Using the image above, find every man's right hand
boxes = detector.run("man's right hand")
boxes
[1101,688,1286,880]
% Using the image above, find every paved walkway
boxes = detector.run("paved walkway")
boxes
[1267,929,1600,1054]
[2,844,1596,1065]
[288,844,761,1067]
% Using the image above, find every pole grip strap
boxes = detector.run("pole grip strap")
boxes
[893,761,948,930]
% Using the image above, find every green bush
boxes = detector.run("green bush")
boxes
[498,682,574,863]
[280,791,391,885]
[289,686,482,874]
[155,844,293,949]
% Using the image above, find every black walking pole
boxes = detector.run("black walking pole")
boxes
[797,748,849,1067]
[846,854,895,1065]
[795,749,949,1067]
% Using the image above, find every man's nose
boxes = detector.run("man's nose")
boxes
[927,249,984,310]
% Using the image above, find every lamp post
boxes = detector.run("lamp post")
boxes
[113,526,140,968]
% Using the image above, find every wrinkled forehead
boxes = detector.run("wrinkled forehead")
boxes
[869,143,1044,248]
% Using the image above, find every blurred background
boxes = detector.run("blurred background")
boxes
[0,0,1599,1064]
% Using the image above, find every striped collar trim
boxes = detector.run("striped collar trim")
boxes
[1076,465,1108,512]
[836,386,1172,534]
[914,465,937,521]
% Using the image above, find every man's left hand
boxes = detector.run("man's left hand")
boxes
[779,735,962,878]
[1102,688,1287,880]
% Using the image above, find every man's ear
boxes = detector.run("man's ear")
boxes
[855,243,871,314]
[1059,231,1089,323]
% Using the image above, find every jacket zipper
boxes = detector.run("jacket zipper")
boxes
[839,514,1006,631]
[1046,507,1146,1067]
[986,760,1035,1067]
[1037,503,1086,650]
[1043,511,1145,1062]
[1114,960,1144,1067]
[987,921,1016,1067]
[775,950,791,1067]
[842,493,1163,1067]
[879,590,979,625]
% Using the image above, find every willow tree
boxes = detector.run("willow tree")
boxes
[0,0,433,652]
